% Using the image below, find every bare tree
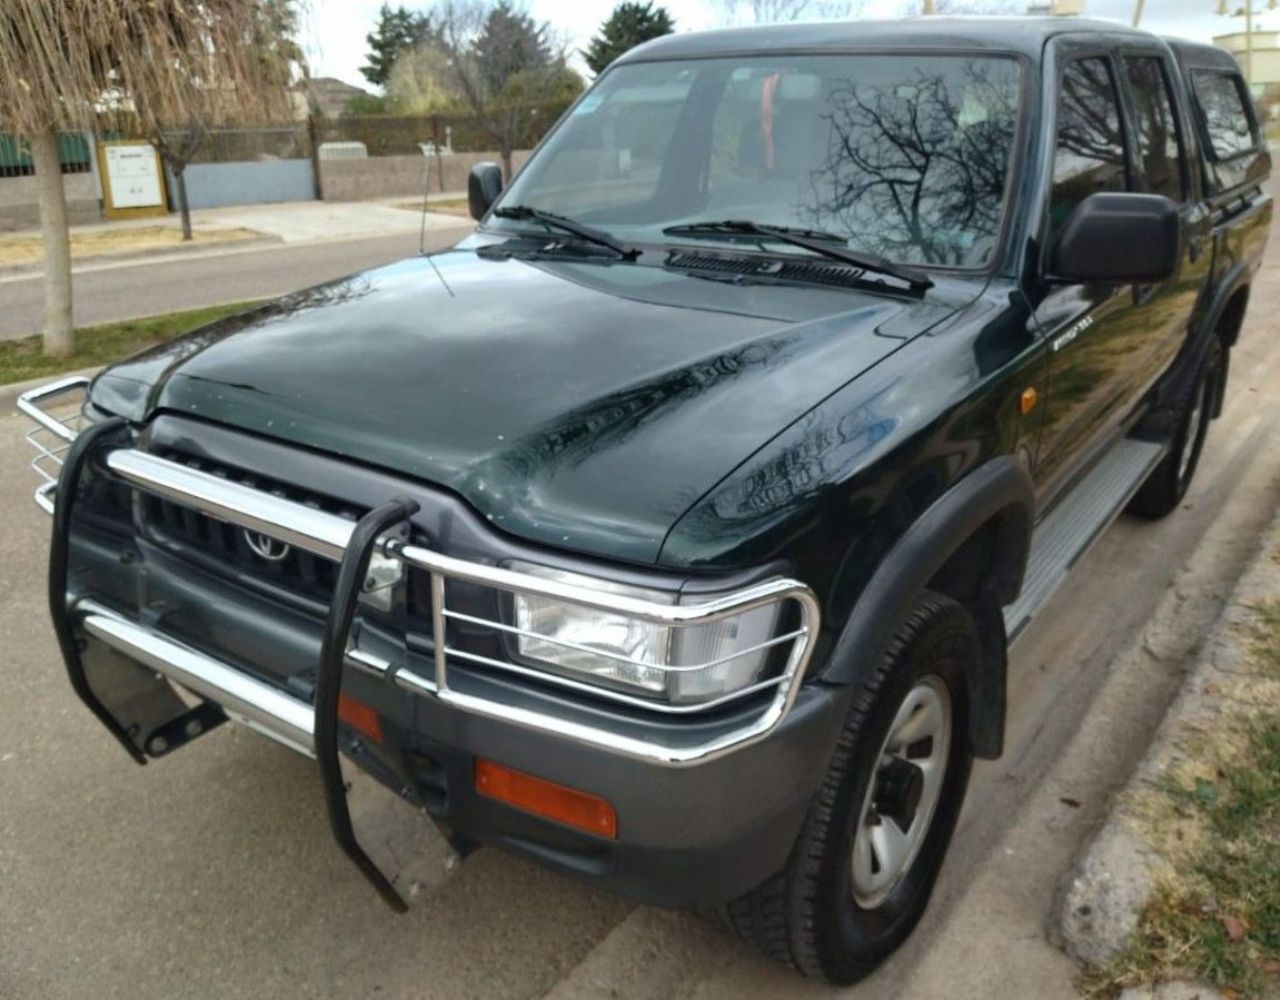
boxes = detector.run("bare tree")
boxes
[154,0,305,242]
[716,0,866,24]
[0,0,296,356]
[930,0,1021,13]
[806,60,1020,266]
[434,1,583,179]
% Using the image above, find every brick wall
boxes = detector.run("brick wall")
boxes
[318,150,531,202]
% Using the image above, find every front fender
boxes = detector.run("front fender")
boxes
[818,457,1032,759]
[820,456,1033,686]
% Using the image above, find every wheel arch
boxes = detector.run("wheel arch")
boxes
[819,457,1034,759]
[1211,278,1250,349]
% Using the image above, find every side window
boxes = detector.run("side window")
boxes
[1050,57,1128,239]
[1192,71,1257,159]
[1123,56,1185,201]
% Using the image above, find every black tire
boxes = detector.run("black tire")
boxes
[725,591,977,985]
[1127,337,1222,519]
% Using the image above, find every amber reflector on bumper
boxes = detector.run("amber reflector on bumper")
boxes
[337,692,383,744]
[475,759,618,839]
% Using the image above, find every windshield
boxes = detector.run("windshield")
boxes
[494,54,1023,269]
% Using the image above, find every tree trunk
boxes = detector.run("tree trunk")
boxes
[173,165,193,241]
[500,146,514,183]
[30,128,74,358]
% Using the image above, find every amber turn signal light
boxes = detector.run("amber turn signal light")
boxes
[337,692,383,744]
[475,759,618,839]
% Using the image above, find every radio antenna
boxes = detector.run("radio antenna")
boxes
[418,142,433,256]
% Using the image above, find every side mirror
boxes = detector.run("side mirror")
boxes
[1049,192,1180,284]
[468,162,503,221]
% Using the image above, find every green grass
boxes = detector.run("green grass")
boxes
[0,301,258,386]
[1087,603,1280,998]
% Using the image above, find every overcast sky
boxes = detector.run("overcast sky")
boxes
[302,0,1280,89]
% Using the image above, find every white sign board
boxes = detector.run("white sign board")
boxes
[104,145,164,209]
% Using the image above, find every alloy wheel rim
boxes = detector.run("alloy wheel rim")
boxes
[850,675,952,909]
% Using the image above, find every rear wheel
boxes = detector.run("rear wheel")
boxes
[725,592,977,985]
[1128,337,1221,519]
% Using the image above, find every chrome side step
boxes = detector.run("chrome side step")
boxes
[1004,439,1166,643]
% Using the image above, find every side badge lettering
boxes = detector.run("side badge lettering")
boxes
[1052,314,1094,353]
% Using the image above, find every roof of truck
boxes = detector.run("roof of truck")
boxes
[616,16,1165,62]
[1164,36,1244,71]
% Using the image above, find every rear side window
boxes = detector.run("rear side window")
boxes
[1123,56,1185,201]
[1192,70,1257,159]
[1050,57,1128,237]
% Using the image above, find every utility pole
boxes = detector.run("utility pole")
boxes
[1217,0,1279,91]
[923,0,936,13]
[1132,0,1146,26]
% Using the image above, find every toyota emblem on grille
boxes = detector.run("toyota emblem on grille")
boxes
[244,530,291,562]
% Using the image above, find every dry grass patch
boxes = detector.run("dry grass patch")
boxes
[0,225,261,267]
[1085,597,1280,998]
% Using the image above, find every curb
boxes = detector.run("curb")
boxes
[0,222,474,292]
[1054,507,1280,967]
[0,233,280,279]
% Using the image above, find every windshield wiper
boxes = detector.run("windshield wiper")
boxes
[662,219,933,291]
[493,205,639,260]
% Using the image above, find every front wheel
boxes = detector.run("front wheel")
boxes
[725,591,977,985]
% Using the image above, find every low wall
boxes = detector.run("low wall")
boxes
[0,173,100,231]
[166,159,316,210]
[319,150,531,201]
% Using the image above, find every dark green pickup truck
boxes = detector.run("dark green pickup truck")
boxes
[21,17,1271,984]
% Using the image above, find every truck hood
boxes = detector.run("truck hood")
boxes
[92,248,970,564]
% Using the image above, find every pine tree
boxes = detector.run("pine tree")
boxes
[361,4,433,89]
[472,2,553,94]
[583,2,675,76]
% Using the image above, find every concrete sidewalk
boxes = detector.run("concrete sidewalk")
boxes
[190,198,466,243]
[2,197,468,276]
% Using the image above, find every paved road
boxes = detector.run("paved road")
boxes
[3,222,1280,1000]
[0,227,473,340]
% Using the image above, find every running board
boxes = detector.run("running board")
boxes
[1004,439,1166,644]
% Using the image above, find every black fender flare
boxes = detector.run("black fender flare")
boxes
[1199,261,1251,348]
[820,456,1034,758]
[1156,263,1251,415]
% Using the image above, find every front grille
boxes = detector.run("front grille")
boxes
[141,451,363,603]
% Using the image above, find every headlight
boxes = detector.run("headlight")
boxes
[509,563,782,706]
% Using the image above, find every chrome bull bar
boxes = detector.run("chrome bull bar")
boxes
[21,376,821,907]
[16,375,91,514]
[78,599,316,756]
[101,448,820,757]
[19,378,821,765]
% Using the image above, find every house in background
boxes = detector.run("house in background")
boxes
[295,77,375,120]
[1212,30,1280,116]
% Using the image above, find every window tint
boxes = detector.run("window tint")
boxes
[1123,56,1184,201]
[1051,58,1127,237]
[1193,71,1256,159]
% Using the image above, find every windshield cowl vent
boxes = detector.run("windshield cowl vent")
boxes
[665,250,899,291]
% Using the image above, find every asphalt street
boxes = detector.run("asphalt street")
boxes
[0,226,473,340]
[2,210,1280,999]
